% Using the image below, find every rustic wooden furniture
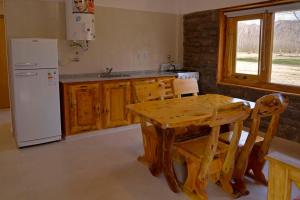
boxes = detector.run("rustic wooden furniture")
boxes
[103,81,131,128]
[0,15,10,108]
[266,151,300,200]
[172,78,199,98]
[60,76,175,135]
[68,83,101,134]
[133,82,166,166]
[127,94,255,193]
[174,102,251,199]
[157,77,176,99]
[219,93,288,195]
[134,82,165,103]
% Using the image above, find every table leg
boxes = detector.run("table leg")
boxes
[137,118,163,177]
[162,128,180,193]
[148,126,163,177]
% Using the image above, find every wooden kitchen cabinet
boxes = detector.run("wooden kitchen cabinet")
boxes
[60,76,176,136]
[62,83,101,135]
[103,81,131,128]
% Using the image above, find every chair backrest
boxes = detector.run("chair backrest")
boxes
[209,102,251,127]
[251,93,288,119]
[157,77,176,99]
[172,78,199,98]
[134,82,166,103]
[250,93,288,159]
[197,102,251,184]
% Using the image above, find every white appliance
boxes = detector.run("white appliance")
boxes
[9,38,62,147]
[65,0,96,41]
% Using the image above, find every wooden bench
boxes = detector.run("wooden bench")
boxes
[266,151,300,200]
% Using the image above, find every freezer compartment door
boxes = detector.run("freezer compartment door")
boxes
[11,39,58,70]
[12,69,61,143]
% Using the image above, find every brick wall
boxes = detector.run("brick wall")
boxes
[183,10,300,143]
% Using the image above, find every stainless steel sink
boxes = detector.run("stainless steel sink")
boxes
[98,73,131,78]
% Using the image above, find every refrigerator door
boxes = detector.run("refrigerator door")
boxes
[11,39,58,70]
[12,68,61,146]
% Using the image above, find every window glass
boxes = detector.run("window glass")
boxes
[235,19,261,75]
[271,10,300,86]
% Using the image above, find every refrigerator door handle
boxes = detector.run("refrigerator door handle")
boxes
[15,72,38,77]
[15,63,38,67]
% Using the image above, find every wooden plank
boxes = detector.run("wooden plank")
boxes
[103,81,131,128]
[266,151,300,200]
[220,0,300,12]
[127,94,255,129]
[0,17,9,108]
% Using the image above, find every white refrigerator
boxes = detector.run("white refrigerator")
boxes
[9,38,62,147]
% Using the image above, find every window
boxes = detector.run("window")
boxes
[236,19,261,75]
[218,1,300,94]
[271,10,300,86]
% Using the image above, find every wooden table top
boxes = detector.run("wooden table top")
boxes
[127,94,255,129]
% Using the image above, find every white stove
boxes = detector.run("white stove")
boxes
[160,64,199,80]
[176,71,200,80]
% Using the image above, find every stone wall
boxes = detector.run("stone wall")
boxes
[183,10,300,143]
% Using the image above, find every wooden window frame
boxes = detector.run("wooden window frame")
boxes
[217,0,300,96]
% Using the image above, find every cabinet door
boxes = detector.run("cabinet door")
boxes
[69,83,101,134]
[103,81,131,128]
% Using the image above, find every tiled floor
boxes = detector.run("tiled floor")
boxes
[0,109,299,200]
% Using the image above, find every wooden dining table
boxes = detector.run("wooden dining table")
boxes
[127,94,255,193]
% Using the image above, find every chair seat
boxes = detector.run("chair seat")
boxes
[174,136,229,160]
[219,130,264,147]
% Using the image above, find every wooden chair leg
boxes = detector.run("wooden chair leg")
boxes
[218,121,244,197]
[183,157,201,193]
[246,145,268,185]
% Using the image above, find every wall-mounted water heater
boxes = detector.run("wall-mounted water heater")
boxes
[65,0,96,41]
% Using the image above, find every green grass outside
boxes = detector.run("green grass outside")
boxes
[237,57,300,66]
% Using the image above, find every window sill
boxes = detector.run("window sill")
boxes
[217,79,300,97]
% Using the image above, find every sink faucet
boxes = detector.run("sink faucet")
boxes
[105,67,113,74]
[169,63,176,71]
[167,55,176,71]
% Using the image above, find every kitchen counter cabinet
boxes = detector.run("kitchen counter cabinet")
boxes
[61,83,101,135]
[103,81,131,128]
[60,76,176,136]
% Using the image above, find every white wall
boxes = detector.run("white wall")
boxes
[42,0,265,14]
[42,0,181,14]
[5,0,181,74]
[94,0,180,14]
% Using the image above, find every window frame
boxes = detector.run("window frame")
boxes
[217,0,300,96]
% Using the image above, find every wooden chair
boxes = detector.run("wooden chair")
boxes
[172,78,199,98]
[157,77,176,99]
[172,78,209,141]
[134,82,165,103]
[173,102,251,199]
[133,82,166,170]
[219,93,288,194]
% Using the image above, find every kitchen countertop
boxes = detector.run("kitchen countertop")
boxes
[59,70,177,83]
